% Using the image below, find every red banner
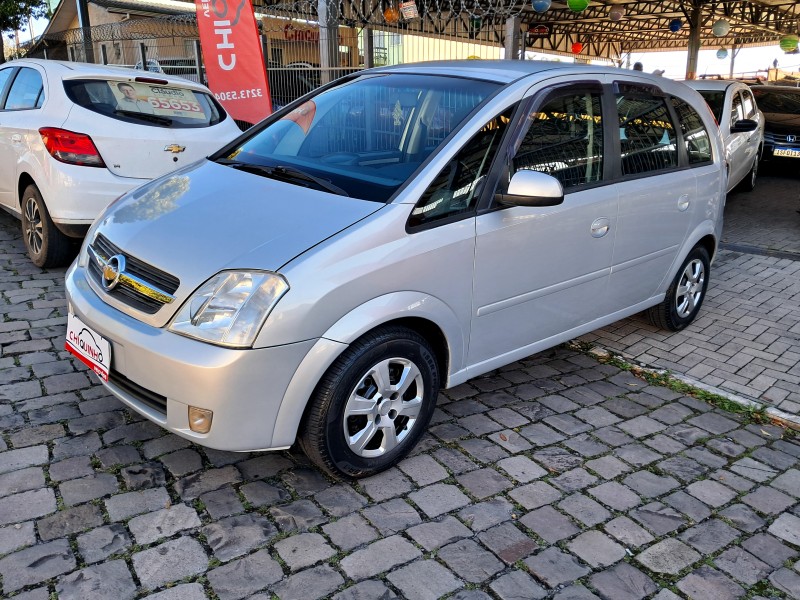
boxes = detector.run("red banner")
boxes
[195,0,272,124]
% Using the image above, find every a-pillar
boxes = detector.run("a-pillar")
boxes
[318,0,340,83]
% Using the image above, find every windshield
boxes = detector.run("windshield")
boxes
[218,73,499,201]
[697,90,725,123]
[64,79,225,128]
[751,89,800,115]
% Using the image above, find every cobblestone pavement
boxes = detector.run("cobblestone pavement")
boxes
[582,174,800,412]
[3,191,800,600]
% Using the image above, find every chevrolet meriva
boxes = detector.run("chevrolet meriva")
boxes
[65,62,725,477]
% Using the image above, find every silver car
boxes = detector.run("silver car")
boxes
[684,79,764,193]
[65,62,725,477]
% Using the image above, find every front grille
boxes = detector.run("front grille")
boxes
[87,234,180,314]
[109,369,167,415]
[764,131,798,145]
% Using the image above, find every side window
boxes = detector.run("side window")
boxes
[671,97,712,165]
[741,89,755,118]
[616,87,678,175]
[409,105,515,228]
[0,68,14,107]
[4,68,44,110]
[730,93,744,126]
[511,90,604,190]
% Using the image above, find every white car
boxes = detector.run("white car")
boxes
[684,79,764,193]
[0,58,242,267]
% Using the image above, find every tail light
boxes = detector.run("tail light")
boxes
[39,127,105,167]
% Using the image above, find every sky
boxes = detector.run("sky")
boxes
[627,45,800,79]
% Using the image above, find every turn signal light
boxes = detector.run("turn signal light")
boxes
[188,406,213,434]
[39,127,105,167]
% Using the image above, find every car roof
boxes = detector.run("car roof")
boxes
[752,85,800,94]
[4,58,209,90]
[682,79,739,91]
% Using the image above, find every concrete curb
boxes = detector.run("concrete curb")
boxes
[584,344,800,432]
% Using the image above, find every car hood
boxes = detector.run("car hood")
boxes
[92,160,383,301]
[763,112,800,134]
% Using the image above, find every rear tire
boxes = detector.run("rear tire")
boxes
[738,153,758,192]
[647,246,710,332]
[299,325,440,478]
[21,184,72,268]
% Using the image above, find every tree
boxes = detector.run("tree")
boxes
[0,0,49,64]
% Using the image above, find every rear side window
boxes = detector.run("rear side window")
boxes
[0,68,14,104]
[512,90,604,190]
[731,93,744,126]
[672,97,712,165]
[4,68,44,110]
[698,90,724,123]
[64,79,225,128]
[616,87,678,175]
[741,89,756,118]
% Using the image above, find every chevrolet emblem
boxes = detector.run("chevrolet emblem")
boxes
[164,144,186,153]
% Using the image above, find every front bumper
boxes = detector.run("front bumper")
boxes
[66,262,316,452]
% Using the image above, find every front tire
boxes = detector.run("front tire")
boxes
[738,153,758,192]
[647,246,710,331]
[20,184,72,268]
[299,325,440,478]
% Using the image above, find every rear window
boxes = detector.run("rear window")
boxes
[697,90,725,123]
[64,79,226,128]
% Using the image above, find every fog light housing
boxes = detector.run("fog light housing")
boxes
[188,406,213,433]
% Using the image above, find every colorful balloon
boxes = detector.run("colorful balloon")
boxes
[532,0,551,13]
[609,7,625,21]
[669,19,682,33]
[567,0,590,12]
[716,48,728,59]
[779,35,799,53]
[571,42,583,53]
[712,19,730,37]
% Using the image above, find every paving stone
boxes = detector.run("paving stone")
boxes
[489,429,534,453]
[752,446,796,471]
[604,516,655,548]
[0,538,75,592]
[589,562,657,600]
[458,496,514,532]
[331,580,398,600]
[132,537,208,590]
[742,485,795,515]
[677,565,745,600]
[769,567,800,599]
[551,585,600,600]
[631,502,687,536]
[533,447,583,473]
[105,487,171,521]
[387,559,462,600]
[459,438,509,463]
[174,465,242,500]
[585,455,631,479]
[772,468,800,498]
[559,493,612,527]
[663,490,712,523]
[636,538,701,575]
[128,503,201,544]
[0,467,45,499]
[159,449,203,477]
[743,532,798,568]
[141,434,190,460]
[207,548,282,600]
[575,406,621,427]
[200,487,244,519]
[120,462,166,490]
[497,455,547,483]
[589,481,641,511]
[322,513,379,551]
[48,456,94,482]
[52,432,102,460]
[567,530,625,567]
[563,434,610,458]
[616,444,662,467]
[202,513,278,561]
[685,479,737,507]
[438,538,503,583]
[478,521,539,564]
[60,473,119,505]
[711,469,756,492]
[520,505,579,543]
[240,480,291,507]
[456,467,512,499]
[684,447,728,469]
[593,426,636,448]
[141,583,207,600]
[281,467,331,497]
[397,454,449,485]
[0,445,49,474]
[274,532,336,571]
[339,535,421,581]
[719,503,766,533]
[657,456,708,483]
[432,448,479,474]
[362,498,421,535]
[490,570,547,599]
[551,468,598,492]
[236,454,293,480]
[618,416,666,438]
[56,559,136,600]
[102,421,163,445]
[623,471,679,498]
[519,423,566,446]
[727,429,768,450]
[706,438,746,458]
[680,518,739,554]
[9,424,65,448]
[524,547,590,588]
[645,434,687,455]
[95,444,140,469]
[77,523,132,563]
[0,521,36,555]
[406,515,472,551]
[409,483,471,518]
[688,413,740,435]
[37,503,103,541]
[272,564,345,600]
[730,457,777,483]
[509,481,562,510]
[459,413,504,436]
[360,468,413,502]
[769,512,800,546]
[714,546,771,586]
[0,487,56,525]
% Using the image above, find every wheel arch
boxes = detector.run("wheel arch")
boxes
[18,172,36,210]
[270,292,462,449]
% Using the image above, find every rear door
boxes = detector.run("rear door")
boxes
[60,78,238,179]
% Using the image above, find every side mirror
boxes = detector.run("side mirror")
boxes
[730,118,758,133]
[495,170,564,207]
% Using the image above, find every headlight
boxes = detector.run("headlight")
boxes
[169,271,289,348]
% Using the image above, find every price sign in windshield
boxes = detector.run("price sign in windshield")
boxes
[110,81,205,119]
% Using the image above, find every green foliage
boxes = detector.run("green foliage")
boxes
[0,0,49,33]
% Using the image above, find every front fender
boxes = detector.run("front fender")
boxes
[270,291,465,448]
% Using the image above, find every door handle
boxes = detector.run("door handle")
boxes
[591,217,610,238]
[677,195,690,212]
[11,134,22,143]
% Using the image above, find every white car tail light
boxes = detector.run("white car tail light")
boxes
[39,127,105,167]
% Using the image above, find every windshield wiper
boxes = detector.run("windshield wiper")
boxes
[216,159,349,197]
[114,109,173,126]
